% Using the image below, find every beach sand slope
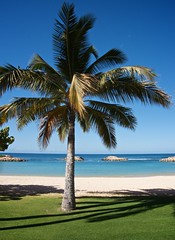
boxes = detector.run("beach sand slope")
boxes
[0,175,175,197]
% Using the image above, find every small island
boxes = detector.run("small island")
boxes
[160,156,175,162]
[102,155,128,161]
[65,156,84,161]
[0,155,26,162]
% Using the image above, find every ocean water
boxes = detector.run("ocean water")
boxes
[0,153,175,177]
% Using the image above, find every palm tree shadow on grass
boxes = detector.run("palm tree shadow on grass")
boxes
[82,188,175,198]
[0,184,64,201]
[0,191,175,231]
[77,195,175,222]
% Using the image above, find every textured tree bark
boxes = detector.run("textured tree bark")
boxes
[61,112,76,211]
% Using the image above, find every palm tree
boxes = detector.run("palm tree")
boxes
[0,2,171,211]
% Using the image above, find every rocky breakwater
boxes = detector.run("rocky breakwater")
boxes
[0,155,26,162]
[65,156,84,161]
[102,155,128,161]
[160,156,175,162]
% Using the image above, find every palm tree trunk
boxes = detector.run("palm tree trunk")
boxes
[61,111,76,211]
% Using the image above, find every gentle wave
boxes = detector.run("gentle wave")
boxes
[129,158,155,161]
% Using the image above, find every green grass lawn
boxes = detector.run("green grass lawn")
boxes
[0,194,175,240]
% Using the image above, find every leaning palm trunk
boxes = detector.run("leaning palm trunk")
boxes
[61,112,76,211]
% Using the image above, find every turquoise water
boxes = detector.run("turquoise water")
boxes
[0,153,175,177]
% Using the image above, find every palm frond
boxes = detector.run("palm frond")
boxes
[0,64,17,74]
[57,117,69,142]
[0,97,60,129]
[53,2,77,79]
[38,116,56,149]
[0,102,21,123]
[38,105,68,148]
[53,2,95,79]
[121,66,157,81]
[29,54,55,73]
[0,65,23,95]
[88,101,137,129]
[72,14,96,72]
[76,111,90,132]
[69,73,99,116]
[0,64,67,98]
[86,49,126,74]
[69,74,85,116]
[29,54,68,94]
[0,65,46,96]
[87,45,98,59]
[71,45,98,76]
[98,74,171,107]
[102,66,157,82]
[0,112,7,125]
[58,2,77,30]
[84,106,116,148]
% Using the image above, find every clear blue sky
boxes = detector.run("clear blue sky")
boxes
[0,0,175,154]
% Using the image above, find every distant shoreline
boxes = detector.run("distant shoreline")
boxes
[1,172,175,178]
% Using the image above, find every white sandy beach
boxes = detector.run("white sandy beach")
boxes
[0,175,175,196]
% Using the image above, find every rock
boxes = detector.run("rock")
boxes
[102,155,128,161]
[74,156,84,161]
[0,155,26,162]
[160,156,175,162]
[65,156,84,161]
